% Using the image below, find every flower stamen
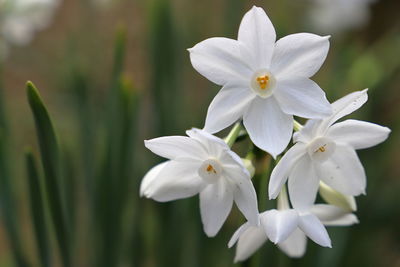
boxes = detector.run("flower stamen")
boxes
[206,164,217,174]
[307,137,336,163]
[250,70,276,98]
[316,145,326,153]
[256,75,269,89]
[199,159,222,183]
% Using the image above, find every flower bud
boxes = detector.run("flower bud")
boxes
[241,158,255,178]
[319,182,357,212]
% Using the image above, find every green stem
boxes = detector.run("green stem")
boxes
[293,120,303,132]
[224,122,243,147]
[277,186,290,210]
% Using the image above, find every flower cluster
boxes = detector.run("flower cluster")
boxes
[140,6,390,262]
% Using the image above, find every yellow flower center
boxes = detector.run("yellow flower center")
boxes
[307,137,336,163]
[256,75,270,90]
[316,145,326,153]
[199,159,222,183]
[206,164,217,174]
[251,70,276,98]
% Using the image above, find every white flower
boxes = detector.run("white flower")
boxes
[269,89,391,210]
[229,202,358,262]
[189,6,332,158]
[277,204,359,258]
[0,0,61,59]
[309,0,377,34]
[140,128,259,237]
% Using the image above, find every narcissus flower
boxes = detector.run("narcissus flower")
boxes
[269,89,391,210]
[140,128,259,237]
[229,191,358,262]
[189,6,332,157]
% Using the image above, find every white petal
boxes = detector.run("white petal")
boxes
[298,213,331,247]
[203,84,256,134]
[243,96,293,158]
[238,6,276,69]
[327,119,390,150]
[228,222,251,248]
[142,161,205,202]
[189,37,252,86]
[288,155,320,211]
[220,149,249,174]
[277,228,307,258]
[186,128,228,159]
[311,204,359,226]
[200,178,234,237]
[293,119,322,144]
[226,168,259,225]
[261,209,299,244]
[318,89,368,133]
[269,143,307,199]
[271,33,330,78]
[140,161,169,197]
[145,136,207,161]
[316,145,366,196]
[274,77,332,119]
[233,224,268,263]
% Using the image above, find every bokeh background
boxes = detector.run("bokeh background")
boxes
[0,0,399,266]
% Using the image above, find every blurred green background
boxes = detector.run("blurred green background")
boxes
[0,0,399,266]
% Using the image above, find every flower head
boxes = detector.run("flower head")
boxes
[141,128,259,237]
[268,90,391,210]
[229,200,358,262]
[189,6,332,157]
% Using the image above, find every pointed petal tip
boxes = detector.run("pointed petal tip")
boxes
[203,223,219,238]
[383,126,392,134]
[324,238,332,248]
[359,89,369,98]
[268,186,279,200]
[233,256,241,264]
[205,230,217,238]
[143,139,151,148]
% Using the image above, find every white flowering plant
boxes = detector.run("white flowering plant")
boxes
[141,6,390,262]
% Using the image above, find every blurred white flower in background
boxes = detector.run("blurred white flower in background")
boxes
[309,0,378,34]
[0,0,61,60]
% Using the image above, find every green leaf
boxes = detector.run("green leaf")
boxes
[25,150,51,267]
[26,81,71,267]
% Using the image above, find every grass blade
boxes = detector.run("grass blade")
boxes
[26,81,71,267]
[25,150,51,267]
